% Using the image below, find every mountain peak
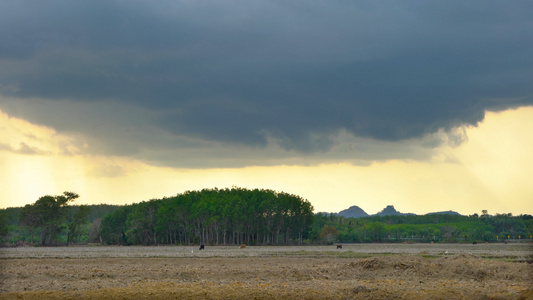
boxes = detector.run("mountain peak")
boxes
[376,205,403,216]
[337,205,368,218]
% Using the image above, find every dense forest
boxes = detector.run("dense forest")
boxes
[99,188,314,246]
[1,189,532,246]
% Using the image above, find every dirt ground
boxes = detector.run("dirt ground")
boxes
[1,245,532,299]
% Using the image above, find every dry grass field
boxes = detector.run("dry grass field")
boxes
[1,244,532,299]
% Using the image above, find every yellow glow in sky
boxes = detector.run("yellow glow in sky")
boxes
[1,107,532,216]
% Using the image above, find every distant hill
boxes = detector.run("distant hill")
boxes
[337,205,368,218]
[375,205,416,217]
[336,205,461,218]
[425,210,461,216]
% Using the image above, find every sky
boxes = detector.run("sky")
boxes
[1,1,532,215]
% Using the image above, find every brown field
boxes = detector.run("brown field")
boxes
[1,244,532,299]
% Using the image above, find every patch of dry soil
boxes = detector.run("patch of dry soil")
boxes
[1,254,532,299]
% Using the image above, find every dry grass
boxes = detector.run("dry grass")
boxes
[1,244,532,299]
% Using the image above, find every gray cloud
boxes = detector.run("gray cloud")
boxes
[0,142,49,155]
[1,1,532,166]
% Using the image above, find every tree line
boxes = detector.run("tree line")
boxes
[1,189,532,246]
[310,212,533,243]
[99,187,314,245]
[1,188,315,246]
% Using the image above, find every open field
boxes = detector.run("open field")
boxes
[1,244,532,299]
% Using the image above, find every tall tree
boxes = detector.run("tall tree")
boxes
[19,192,79,245]
[100,205,132,245]
[66,205,90,245]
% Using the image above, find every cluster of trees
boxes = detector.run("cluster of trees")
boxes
[1,199,119,246]
[1,189,532,246]
[99,188,314,245]
[310,213,533,243]
[12,192,88,246]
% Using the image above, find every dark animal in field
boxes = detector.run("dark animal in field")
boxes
[336,244,342,249]
[472,242,477,245]
[240,244,246,249]
[199,244,205,250]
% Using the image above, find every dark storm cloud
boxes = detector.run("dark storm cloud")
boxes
[1,1,532,163]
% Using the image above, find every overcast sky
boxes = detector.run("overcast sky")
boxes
[1,1,532,214]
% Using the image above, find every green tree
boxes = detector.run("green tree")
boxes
[367,222,385,242]
[19,191,79,245]
[67,205,90,245]
[126,200,160,245]
[0,212,8,243]
[100,205,132,245]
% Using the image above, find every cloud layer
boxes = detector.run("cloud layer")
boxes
[1,1,532,167]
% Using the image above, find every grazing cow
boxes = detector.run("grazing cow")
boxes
[336,244,342,249]
[472,241,477,245]
[240,244,246,249]
[199,244,205,250]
